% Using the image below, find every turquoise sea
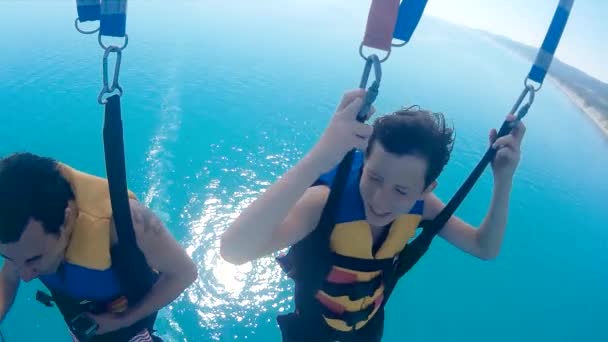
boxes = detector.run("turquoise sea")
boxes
[1,1,607,341]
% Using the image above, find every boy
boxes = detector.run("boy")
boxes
[221,89,525,341]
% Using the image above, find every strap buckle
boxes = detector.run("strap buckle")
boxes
[36,290,54,307]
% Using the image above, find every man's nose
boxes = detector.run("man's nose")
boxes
[19,267,37,282]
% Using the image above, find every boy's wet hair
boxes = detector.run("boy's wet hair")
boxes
[366,105,455,187]
[0,152,74,243]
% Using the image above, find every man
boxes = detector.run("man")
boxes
[0,152,198,341]
[220,89,525,341]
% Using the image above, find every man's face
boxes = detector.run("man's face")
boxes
[360,141,435,227]
[0,218,69,282]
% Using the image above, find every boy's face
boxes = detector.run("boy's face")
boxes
[360,141,435,227]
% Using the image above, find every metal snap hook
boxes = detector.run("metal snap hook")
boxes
[357,54,383,122]
[98,46,124,104]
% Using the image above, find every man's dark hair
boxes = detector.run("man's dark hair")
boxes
[366,105,455,187]
[0,152,74,243]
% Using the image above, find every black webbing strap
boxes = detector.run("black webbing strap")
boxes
[385,86,538,297]
[290,55,383,294]
[102,94,156,298]
[103,95,136,251]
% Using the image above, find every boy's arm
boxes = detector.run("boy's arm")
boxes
[423,179,512,260]
[221,90,373,265]
[423,114,525,260]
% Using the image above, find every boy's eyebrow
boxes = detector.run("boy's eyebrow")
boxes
[368,169,410,189]
[367,169,382,177]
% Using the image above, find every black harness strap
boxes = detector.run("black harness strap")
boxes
[102,95,133,246]
[281,55,383,298]
[32,95,159,342]
[103,94,158,301]
[384,87,537,300]
[101,94,161,341]
[385,1,575,295]
[275,55,383,342]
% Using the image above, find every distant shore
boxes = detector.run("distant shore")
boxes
[549,76,608,137]
[479,31,608,138]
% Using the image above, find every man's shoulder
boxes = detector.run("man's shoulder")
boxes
[110,198,146,246]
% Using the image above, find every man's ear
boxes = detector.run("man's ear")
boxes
[61,205,73,234]
[423,180,437,195]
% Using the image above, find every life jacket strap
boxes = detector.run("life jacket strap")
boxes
[36,290,55,307]
[319,297,380,329]
[321,273,384,301]
[331,253,395,273]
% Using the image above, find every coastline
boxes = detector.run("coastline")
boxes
[548,76,608,138]
[478,32,608,138]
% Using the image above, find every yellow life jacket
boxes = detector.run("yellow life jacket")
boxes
[276,150,425,341]
[37,163,160,342]
[315,202,424,332]
[59,162,138,274]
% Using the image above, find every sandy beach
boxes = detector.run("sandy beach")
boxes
[549,76,608,137]
[478,33,608,138]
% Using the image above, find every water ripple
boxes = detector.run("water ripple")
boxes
[173,137,300,340]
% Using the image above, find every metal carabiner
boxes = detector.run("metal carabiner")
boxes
[98,46,124,104]
[493,84,537,140]
[509,84,536,123]
[356,54,382,122]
